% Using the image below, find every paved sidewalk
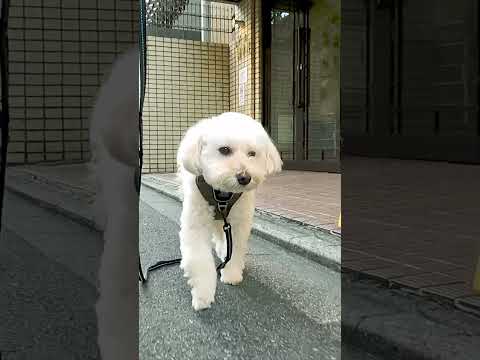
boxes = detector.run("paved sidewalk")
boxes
[343,157,480,313]
[151,171,341,231]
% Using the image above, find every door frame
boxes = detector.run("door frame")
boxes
[261,0,340,173]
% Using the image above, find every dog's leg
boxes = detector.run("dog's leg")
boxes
[179,224,217,311]
[217,195,255,286]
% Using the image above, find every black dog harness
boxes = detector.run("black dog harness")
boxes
[139,174,242,282]
[195,176,242,220]
[196,175,242,272]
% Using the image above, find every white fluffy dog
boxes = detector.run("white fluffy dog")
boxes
[176,112,282,310]
[90,46,282,359]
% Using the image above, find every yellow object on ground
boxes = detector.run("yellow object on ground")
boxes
[337,213,341,228]
[474,257,480,294]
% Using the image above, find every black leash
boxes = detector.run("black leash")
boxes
[0,0,10,234]
[216,212,233,273]
[206,180,240,273]
[138,0,148,283]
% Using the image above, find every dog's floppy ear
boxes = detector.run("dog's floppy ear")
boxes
[265,136,283,175]
[177,121,205,175]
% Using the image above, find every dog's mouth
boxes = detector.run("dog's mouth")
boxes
[207,175,257,193]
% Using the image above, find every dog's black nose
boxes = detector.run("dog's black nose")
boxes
[236,174,251,185]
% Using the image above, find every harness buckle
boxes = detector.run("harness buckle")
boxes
[223,223,231,232]
[217,201,228,213]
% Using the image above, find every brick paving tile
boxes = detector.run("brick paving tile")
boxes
[390,272,463,289]
[342,249,374,261]
[255,171,340,227]
[456,296,480,309]
[447,268,475,282]
[342,257,400,271]
[343,157,480,305]
[363,265,429,280]
[155,170,341,230]
[423,283,477,299]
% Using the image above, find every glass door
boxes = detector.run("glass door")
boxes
[263,0,340,172]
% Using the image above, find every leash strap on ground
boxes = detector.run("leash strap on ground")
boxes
[139,256,182,283]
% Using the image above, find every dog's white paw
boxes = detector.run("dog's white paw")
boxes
[191,293,214,311]
[220,268,243,285]
[191,284,215,311]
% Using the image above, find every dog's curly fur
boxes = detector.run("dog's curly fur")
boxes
[176,112,282,310]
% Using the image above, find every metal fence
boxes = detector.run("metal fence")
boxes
[141,0,235,173]
[146,0,234,44]
[5,0,138,164]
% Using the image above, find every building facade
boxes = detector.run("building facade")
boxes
[342,0,480,163]
[142,0,341,173]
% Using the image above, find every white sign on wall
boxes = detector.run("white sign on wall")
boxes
[239,66,248,106]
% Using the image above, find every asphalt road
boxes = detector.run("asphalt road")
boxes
[139,186,342,360]
[1,191,102,359]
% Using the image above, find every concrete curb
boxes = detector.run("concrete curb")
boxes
[141,176,341,272]
[341,273,480,360]
[7,184,100,232]
[5,169,101,232]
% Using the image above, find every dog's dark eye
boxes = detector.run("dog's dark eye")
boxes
[218,146,232,156]
[247,151,256,157]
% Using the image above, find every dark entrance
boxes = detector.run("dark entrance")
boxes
[341,0,480,163]
[262,0,341,172]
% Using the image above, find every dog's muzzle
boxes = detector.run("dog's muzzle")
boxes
[236,173,251,186]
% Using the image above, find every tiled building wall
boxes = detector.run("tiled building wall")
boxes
[142,37,230,173]
[142,0,263,173]
[229,0,262,121]
[6,0,138,164]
